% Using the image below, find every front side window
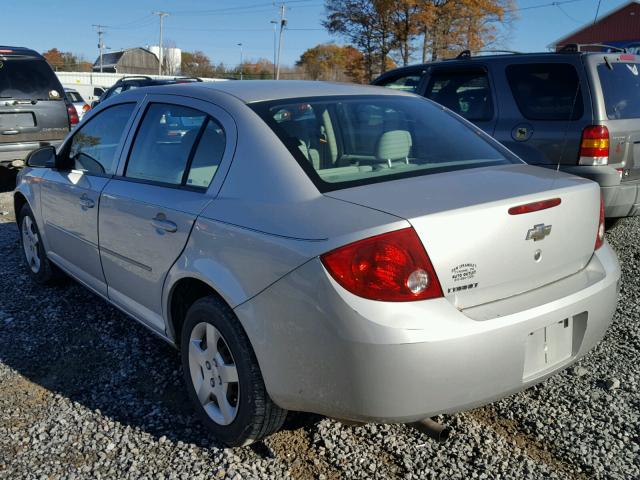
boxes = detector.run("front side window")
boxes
[125,103,225,188]
[597,62,640,119]
[252,95,516,192]
[506,63,583,121]
[67,102,135,175]
[425,70,494,121]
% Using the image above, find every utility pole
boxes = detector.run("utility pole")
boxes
[270,20,278,79]
[275,3,287,80]
[153,11,169,76]
[92,24,106,73]
[237,43,243,80]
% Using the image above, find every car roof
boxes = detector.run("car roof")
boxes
[165,80,413,103]
[0,46,43,58]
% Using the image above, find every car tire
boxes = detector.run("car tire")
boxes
[17,204,62,284]
[181,296,287,447]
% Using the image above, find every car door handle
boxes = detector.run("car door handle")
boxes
[151,216,177,233]
[79,195,95,209]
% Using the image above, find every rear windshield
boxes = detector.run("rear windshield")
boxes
[66,91,84,103]
[0,57,62,101]
[597,63,640,119]
[252,95,516,192]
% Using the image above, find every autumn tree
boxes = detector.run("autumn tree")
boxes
[181,51,215,77]
[297,44,366,82]
[43,48,89,71]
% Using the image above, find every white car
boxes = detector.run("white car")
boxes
[64,88,90,121]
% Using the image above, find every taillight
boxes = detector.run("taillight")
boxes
[595,193,605,250]
[320,227,443,302]
[66,101,79,126]
[82,104,90,113]
[579,125,609,165]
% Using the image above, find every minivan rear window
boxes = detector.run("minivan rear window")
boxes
[0,57,62,101]
[506,63,583,121]
[252,95,516,192]
[597,63,640,119]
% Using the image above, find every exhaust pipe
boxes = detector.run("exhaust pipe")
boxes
[411,417,451,442]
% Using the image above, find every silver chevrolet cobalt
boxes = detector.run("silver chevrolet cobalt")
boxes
[15,81,620,446]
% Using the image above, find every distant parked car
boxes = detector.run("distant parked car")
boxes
[373,45,640,223]
[64,87,90,121]
[15,81,619,447]
[92,75,202,107]
[0,46,77,167]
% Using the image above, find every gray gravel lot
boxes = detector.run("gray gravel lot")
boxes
[0,183,638,479]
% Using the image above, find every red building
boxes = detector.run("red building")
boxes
[552,1,640,52]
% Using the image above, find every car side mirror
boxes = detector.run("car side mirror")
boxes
[25,146,57,168]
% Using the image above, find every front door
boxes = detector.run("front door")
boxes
[40,102,137,294]
[98,97,231,331]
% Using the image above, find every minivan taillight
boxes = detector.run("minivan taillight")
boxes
[579,125,609,165]
[66,102,79,127]
[320,227,443,302]
[595,193,605,250]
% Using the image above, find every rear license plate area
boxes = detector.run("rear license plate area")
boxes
[0,112,35,129]
[523,318,573,380]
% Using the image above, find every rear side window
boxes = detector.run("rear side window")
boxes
[378,73,422,92]
[66,91,83,103]
[597,63,640,119]
[126,103,225,188]
[68,103,135,175]
[0,57,62,101]
[252,95,516,192]
[425,70,494,121]
[506,63,583,121]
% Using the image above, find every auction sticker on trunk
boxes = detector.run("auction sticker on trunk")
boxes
[451,263,477,282]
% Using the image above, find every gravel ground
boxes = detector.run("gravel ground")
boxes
[0,182,638,479]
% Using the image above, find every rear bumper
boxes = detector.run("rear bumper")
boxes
[235,243,620,423]
[556,165,640,217]
[0,141,63,165]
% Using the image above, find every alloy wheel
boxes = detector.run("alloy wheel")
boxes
[21,216,41,274]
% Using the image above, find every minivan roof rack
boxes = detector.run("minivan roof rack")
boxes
[558,43,627,53]
[173,76,203,82]
[456,49,522,59]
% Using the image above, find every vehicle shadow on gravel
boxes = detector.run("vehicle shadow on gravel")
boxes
[0,220,254,450]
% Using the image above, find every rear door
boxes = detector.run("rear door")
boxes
[98,95,234,331]
[493,60,591,166]
[422,65,498,135]
[588,53,640,181]
[0,54,69,160]
[40,102,137,295]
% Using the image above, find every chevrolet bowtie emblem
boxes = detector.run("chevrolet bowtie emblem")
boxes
[526,224,552,241]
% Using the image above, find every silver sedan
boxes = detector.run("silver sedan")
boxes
[14,81,620,446]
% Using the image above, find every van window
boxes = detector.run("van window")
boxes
[597,63,640,119]
[0,57,62,101]
[425,70,494,121]
[379,74,423,92]
[506,63,583,121]
[252,95,516,192]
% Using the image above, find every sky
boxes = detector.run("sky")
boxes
[0,0,633,68]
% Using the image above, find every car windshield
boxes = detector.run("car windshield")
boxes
[252,95,516,191]
[0,57,62,100]
[597,62,640,119]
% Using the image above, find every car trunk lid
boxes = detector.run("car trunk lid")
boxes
[326,164,600,309]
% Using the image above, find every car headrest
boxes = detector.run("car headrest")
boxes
[376,130,412,162]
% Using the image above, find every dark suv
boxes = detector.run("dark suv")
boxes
[0,46,75,167]
[373,47,640,220]
[92,76,202,107]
